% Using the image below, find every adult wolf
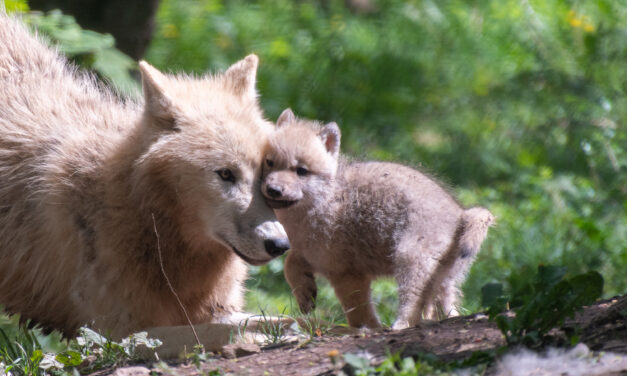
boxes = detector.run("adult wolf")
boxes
[0,14,288,354]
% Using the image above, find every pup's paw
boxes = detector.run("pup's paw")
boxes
[391,319,410,330]
[294,284,317,314]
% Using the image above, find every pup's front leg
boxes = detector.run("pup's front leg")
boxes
[284,250,318,313]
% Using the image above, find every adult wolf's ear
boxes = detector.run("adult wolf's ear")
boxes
[319,122,341,159]
[276,108,296,127]
[139,61,178,130]
[225,54,259,103]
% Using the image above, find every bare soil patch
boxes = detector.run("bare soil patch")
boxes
[96,295,627,375]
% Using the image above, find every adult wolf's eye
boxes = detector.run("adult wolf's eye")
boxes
[296,167,308,176]
[216,168,235,183]
[266,159,274,168]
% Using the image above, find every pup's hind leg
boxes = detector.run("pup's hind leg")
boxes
[438,279,461,317]
[422,282,460,320]
[392,238,450,329]
[327,273,380,329]
[393,263,436,329]
[432,207,494,318]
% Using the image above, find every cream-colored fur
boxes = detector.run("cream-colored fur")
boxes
[0,14,289,353]
[262,109,494,329]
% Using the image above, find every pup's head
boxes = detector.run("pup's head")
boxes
[262,109,341,210]
[134,55,289,265]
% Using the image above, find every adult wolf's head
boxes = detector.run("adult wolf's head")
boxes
[133,55,289,265]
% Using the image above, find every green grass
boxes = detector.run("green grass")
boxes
[0,316,161,375]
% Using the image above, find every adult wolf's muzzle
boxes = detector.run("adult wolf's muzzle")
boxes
[264,238,290,257]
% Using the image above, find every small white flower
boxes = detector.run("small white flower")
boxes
[39,353,64,370]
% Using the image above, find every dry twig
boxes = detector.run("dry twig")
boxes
[152,213,202,349]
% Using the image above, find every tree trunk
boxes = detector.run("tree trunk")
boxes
[28,0,160,60]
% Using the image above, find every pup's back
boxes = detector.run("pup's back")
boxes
[337,161,463,255]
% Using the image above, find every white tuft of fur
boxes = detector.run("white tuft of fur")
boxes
[496,344,627,376]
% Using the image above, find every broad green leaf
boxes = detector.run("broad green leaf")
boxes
[481,282,504,307]
[56,350,83,367]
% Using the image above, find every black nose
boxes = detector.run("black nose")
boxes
[266,185,282,198]
[264,238,290,257]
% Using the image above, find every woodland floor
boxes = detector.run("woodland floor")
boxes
[97,295,627,376]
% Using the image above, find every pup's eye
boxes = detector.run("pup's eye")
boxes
[216,168,235,183]
[266,159,274,168]
[296,167,308,176]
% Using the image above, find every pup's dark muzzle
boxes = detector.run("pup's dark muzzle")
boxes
[264,183,299,209]
[264,238,290,257]
[264,198,297,209]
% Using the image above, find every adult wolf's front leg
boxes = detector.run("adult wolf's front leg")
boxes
[284,251,318,314]
[143,313,302,359]
[143,321,253,359]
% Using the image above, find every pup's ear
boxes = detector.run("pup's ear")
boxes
[139,61,178,130]
[276,108,295,128]
[224,54,258,103]
[319,122,341,158]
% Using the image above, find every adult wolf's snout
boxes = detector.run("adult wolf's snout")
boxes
[264,238,290,257]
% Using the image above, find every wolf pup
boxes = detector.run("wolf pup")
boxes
[0,14,289,350]
[262,109,494,329]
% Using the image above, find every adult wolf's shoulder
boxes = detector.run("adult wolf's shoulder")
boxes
[1,14,65,79]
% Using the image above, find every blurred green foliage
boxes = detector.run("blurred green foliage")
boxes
[5,1,137,96]
[4,0,28,12]
[484,265,603,348]
[22,10,138,96]
[147,0,626,316]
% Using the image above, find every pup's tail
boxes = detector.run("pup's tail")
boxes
[458,207,495,261]
[420,206,495,319]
